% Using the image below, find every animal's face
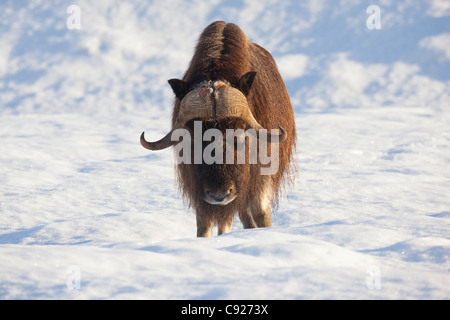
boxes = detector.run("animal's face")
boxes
[187,118,251,206]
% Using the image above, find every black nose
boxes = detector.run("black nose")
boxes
[206,189,232,202]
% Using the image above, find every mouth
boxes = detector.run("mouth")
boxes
[203,190,236,206]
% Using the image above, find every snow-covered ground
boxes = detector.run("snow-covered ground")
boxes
[1,0,449,299]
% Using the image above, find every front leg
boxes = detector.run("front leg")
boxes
[196,213,214,237]
[218,216,233,235]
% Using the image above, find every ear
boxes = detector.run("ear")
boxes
[168,79,190,100]
[238,71,257,96]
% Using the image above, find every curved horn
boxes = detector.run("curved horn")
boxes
[214,82,287,143]
[239,104,287,143]
[140,82,214,151]
[251,125,287,143]
[140,130,176,151]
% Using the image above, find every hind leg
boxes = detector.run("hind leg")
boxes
[249,179,273,228]
[250,203,272,227]
[238,208,257,229]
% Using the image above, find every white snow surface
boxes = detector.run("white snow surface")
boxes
[1,0,450,299]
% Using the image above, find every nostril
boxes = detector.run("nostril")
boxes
[203,187,236,205]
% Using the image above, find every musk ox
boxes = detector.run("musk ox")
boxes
[141,21,296,237]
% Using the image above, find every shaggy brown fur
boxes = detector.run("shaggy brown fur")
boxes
[169,21,296,237]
